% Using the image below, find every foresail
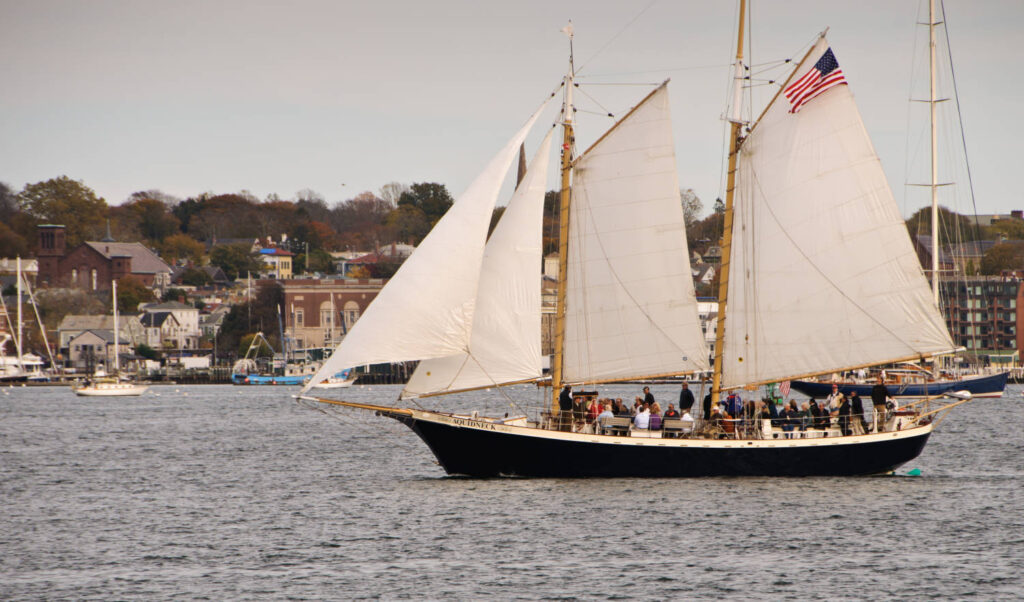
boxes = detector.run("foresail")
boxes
[563,84,710,383]
[401,129,555,399]
[302,100,551,392]
[722,37,956,389]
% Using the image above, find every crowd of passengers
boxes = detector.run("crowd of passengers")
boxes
[557,381,899,438]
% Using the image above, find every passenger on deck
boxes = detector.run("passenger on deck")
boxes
[596,404,614,433]
[848,391,867,434]
[678,382,695,412]
[837,392,852,436]
[634,403,651,429]
[809,399,826,430]
[663,404,680,419]
[614,398,630,417]
[586,398,600,424]
[643,386,655,406]
[558,384,573,431]
[826,383,844,413]
[726,392,743,417]
[799,402,812,431]
[680,409,695,433]
[650,401,662,417]
[871,377,889,432]
[780,400,800,438]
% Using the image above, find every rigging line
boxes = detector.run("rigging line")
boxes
[574,85,617,118]
[940,0,983,237]
[745,162,932,353]
[296,397,400,438]
[576,82,664,86]
[575,0,658,76]
[578,64,730,78]
[901,0,925,217]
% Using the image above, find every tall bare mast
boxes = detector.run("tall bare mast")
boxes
[15,256,23,373]
[551,22,575,413]
[929,0,940,305]
[113,279,120,374]
[711,0,746,404]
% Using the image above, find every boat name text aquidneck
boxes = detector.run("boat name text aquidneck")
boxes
[450,417,497,430]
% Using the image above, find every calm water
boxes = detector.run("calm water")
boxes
[1,382,1022,600]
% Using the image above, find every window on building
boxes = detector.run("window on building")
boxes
[320,301,333,330]
[344,301,360,329]
[91,269,97,290]
[295,309,304,327]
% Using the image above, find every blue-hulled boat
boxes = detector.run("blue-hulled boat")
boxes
[790,370,1008,399]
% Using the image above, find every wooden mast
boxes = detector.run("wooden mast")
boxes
[551,26,575,414]
[711,0,746,405]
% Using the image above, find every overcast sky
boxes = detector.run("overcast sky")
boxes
[1,0,1020,218]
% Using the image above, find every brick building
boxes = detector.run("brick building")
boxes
[36,225,172,292]
[280,278,385,350]
[939,276,1022,364]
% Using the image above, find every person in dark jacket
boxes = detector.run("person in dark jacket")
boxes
[809,399,826,431]
[678,382,695,412]
[837,394,852,436]
[849,390,867,434]
[870,376,889,433]
[558,385,573,431]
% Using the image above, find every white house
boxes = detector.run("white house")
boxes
[140,301,200,349]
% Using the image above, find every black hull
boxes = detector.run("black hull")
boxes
[396,414,932,478]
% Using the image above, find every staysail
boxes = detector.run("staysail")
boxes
[562,84,709,383]
[302,100,551,392]
[401,129,555,398]
[722,37,956,389]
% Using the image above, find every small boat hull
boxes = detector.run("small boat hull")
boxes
[74,383,149,397]
[231,374,309,386]
[392,410,932,478]
[790,371,1008,399]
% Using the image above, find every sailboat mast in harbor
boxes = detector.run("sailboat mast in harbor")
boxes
[711,0,746,405]
[550,22,575,414]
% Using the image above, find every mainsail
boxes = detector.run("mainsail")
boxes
[302,100,551,392]
[562,84,709,383]
[401,129,555,398]
[722,37,956,389]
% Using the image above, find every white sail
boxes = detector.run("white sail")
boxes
[303,101,550,392]
[722,37,956,389]
[402,129,555,398]
[563,84,709,383]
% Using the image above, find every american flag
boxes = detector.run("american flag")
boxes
[784,47,847,113]
[778,380,791,396]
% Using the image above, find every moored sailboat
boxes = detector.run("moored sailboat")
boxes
[73,280,149,397]
[299,4,974,477]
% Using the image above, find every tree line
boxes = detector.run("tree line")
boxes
[0,177,460,279]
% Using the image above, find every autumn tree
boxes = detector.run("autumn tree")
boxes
[385,204,431,244]
[378,181,408,207]
[158,233,206,265]
[116,276,156,313]
[330,191,394,250]
[987,219,1024,241]
[180,268,213,286]
[980,242,1024,275]
[681,188,703,228]
[905,206,981,245]
[398,182,453,225]
[17,176,107,247]
[0,221,30,257]
[121,193,181,242]
[210,243,262,280]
